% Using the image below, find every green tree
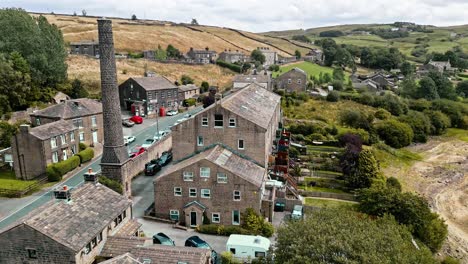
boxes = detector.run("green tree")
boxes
[456,80,468,97]
[166,44,181,59]
[294,49,301,59]
[400,61,415,76]
[400,78,418,98]
[241,208,274,237]
[428,71,457,100]
[70,79,89,99]
[346,149,380,189]
[323,72,332,83]
[0,53,31,114]
[154,44,167,60]
[332,67,345,81]
[418,77,439,100]
[191,18,199,25]
[326,90,339,102]
[180,75,194,85]
[275,209,437,263]
[339,109,372,130]
[425,110,451,135]
[251,49,266,65]
[374,119,414,148]
[200,81,209,93]
[398,110,432,142]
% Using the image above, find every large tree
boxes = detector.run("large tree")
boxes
[250,49,265,65]
[275,209,437,264]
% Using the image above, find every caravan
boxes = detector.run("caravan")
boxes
[226,234,271,262]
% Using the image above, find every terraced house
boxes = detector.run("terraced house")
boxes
[29,98,103,147]
[154,84,282,226]
[11,121,79,180]
[0,175,139,264]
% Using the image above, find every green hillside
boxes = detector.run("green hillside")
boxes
[273,61,350,81]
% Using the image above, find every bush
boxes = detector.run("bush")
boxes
[319,30,344,37]
[442,257,460,264]
[326,91,340,102]
[98,175,123,194]
[338,128,370,145]
[183,98,196,107]
[425,110,451,135]
[220,251,242,264]
[46,164,61,182]
[79,142,87,152]
[374,108,391,120]
[216,60,242,73]
[76,147,94,163]
[198,224,250,236]
[374,120,414,148]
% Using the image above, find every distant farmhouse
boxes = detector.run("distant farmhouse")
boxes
[418,60,455,75]
[70,40,100,57]
[186,47,218,64]
[257,47,277,66]
[274,68,308,93]
[119,76,179,117]
[232,73,272,91]
[304,48,324,63]
[352,72,397,91]
[29,98,103,147]
[0,176,138,264]
[218,49,250,64]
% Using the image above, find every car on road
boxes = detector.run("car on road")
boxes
[129,146,146,158]
[122,119,135,127]
[183,113,192,119]
[154,130,170,141]
[129,115,143,124]
[145,160,161,176]
[158,151,173,167]
[123,136,136,145]
[185,236,217,263]
[166,110,179,116]
[141,138,156,148]
[152,232,175,246]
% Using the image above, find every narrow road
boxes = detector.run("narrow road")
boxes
[0,107,202,230]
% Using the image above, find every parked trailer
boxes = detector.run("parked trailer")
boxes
[226,234,271,262]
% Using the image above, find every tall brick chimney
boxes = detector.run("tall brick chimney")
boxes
[97,19,130,195]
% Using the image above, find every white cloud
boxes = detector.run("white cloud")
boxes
[2,0,468,32]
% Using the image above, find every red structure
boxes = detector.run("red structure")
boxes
[270,129,297,189]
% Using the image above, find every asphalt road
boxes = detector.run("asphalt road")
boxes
[0,107,202,230]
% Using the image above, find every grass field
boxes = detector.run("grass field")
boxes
[305,197,358,209]
[273,61,344,79]
[371,143,423,169]
[0,170,37,191]
[444,128,468,142]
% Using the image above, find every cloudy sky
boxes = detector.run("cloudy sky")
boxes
[3,0,468,32]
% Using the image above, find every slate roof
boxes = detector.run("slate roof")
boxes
[115,219,142,237]
[130,76,178,91]
[101,236,211,264]
[29,120,77,140]
[233,74,270,84]
[99,253,142,264]
[31,98,102,119]
[12,183,131,252]
[157,145,266,188]
[221,83,280,129]
[70,40,98,45]
[178,84,199,92]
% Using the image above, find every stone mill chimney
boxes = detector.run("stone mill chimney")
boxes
[97,18,130,195]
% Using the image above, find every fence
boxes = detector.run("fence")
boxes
[299,190,357,201]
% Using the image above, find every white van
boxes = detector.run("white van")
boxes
[226,234,271,262]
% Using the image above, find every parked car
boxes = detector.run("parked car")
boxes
[123,136,136,146]
[129,146,146,158]
[141,138,156,148]
[183,113,192,118]
[158,151,173,167]
[166,110,179,116]
[129,115,143,124]
[291,205,304,220]
[152,232,175,246]
[154,130,170,141]
[145,161,161,176]
[185,236,217,263]
[122,119,135,127]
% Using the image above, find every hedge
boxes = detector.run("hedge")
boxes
[79,142,87,152]
[76,147,94,163]
[46,156,81,182]
[216,60,242,73]
[198,224,250,236]
[98,176,123,194]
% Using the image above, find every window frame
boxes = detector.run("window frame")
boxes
[27,248,37,259]
[170,210,179,221]
[70,132,75,142]
[197,135,204,146]
[200,189,211,198]
[62,149,68,161]
[174,187,182,196]
[200,167,210,178]
[238,139,244,150]
[50,137,57,148]
[228,118,236,127]
[233,190,241,201]
[212,213,220,223]
[60,134,66,145]
[201,117,208,127]
[183,171,194,181]
[214,114,223,128]
[91,115,97,127]
[79,132,85,142]
[52,151,59,163]
[189,188,197,197]
[232,210,240,225]
[217,172,227,183]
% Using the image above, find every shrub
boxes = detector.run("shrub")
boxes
[79,142,87,151]
[374,120,414,148]
[326,91,340,102]
[98,175,123,194]
[241,208,275,237]
[46,164,61,182]
[76,147,94,163]
[338,128,370,145]
[374,108,391,120]
[216,60,242,73]
[442,257,460,264]
[425,110,451,135]
[220,251,242,264]
[53,156,80,175]
[183,98,197,107]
